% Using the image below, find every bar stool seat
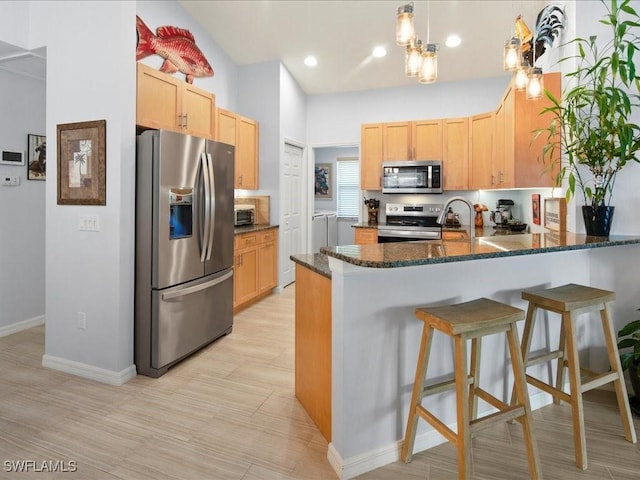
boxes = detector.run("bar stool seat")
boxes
[513,283,637,470]
[401,297,542,480]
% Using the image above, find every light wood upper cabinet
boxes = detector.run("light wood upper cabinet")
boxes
[413,119,443,159]
[236,116,259,189]
[383,122,412,161]
[469,112,495,190]
[361,123,383,190]
[494,72,561,188]
[215,108,259,189]
[136,62,215,139]
[443,117,469,190]
[215,108,237,146]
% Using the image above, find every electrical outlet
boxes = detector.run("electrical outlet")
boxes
[77,312,87,329]
[78,214,100,232]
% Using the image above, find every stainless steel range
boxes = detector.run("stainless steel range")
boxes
[377,203,443,242]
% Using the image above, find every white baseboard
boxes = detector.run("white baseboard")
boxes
[328,390,555,480]
[42,355,137,386]
[0,315,45,338]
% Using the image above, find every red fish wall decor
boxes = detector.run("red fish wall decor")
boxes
[136,15,214,84]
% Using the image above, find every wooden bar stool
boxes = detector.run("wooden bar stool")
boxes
[513,283,637,470]
[402,298,542,480]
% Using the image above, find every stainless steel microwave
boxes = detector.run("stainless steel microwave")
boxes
[382,160,443,194]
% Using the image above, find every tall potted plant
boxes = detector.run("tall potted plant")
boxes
[538,0,640,236]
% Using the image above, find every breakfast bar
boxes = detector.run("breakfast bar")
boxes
[291,233,640,479]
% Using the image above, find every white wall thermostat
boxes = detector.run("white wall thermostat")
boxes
[2,175,20,186]
[0,149,25,166]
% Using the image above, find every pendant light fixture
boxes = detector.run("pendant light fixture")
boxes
[405,39,423,77]
[526,67,544,99]
[503,37,522,71]
[419,43,438,84]
[514,61,530,91]
[396,3,416,46]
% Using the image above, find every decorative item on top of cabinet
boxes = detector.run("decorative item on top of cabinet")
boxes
[136,62,215,140]
[442,117,469,190]
[214,108,259,190]
[135,16,214,84]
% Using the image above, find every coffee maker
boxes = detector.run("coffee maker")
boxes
[490,199,515,227]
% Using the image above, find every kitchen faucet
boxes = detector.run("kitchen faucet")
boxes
[437,196,475,238]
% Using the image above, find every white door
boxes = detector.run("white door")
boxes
[280,142,303,286]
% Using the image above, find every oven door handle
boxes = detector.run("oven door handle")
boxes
[377,229,441,240]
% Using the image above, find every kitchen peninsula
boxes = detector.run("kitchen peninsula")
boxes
[291,233,640,480]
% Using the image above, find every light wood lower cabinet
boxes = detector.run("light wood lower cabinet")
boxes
[354,228,378,245]
[295,264,331,442]
[234,228,278,312]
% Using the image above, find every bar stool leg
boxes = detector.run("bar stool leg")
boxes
[469,337,481,420]
[555,321,567,405]
[563,311,587,470]
[401,325,434,463]
[507,323,543,479]
[511,303,537,410]
[454,335,472,480]
[599,303,637,444]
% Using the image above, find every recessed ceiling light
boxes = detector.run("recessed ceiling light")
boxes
[445,35,461,48]
[372,46,387,58]
[304,56,318,67]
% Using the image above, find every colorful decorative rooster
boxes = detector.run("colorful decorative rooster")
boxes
[515,4,565,65]
[136,15,213,84]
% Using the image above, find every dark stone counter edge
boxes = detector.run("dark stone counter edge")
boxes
[234,224,279,235]
[290,254,331,279]
[320,237,640,269]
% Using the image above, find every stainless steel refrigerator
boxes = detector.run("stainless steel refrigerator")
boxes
[135,129,234,377]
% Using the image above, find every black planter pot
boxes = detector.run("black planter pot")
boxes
[582,205,615,236]
[630,361,640,400]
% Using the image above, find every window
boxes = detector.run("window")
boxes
[336,157,360,218]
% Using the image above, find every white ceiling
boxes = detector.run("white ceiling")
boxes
[0,1,551,94]
[179,0,549,95]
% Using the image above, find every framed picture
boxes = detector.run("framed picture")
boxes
[57,120,106,205]
[532,194,541,225]
[315,163,332,199]
[27,134,46,180]
[544,197,567,232]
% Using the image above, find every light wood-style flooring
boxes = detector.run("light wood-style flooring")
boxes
[1,284,640,479]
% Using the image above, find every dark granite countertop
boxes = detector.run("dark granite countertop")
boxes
[319,232,640,268]
[234,224,279,235]
[352,222,379,229]
[290,253,331,279]
[354,223,531,236]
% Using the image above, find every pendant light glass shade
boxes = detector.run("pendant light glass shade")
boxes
[503,37,522,71]
[418,43,437,84]
[526,67,544,100]
[396,3,416,46]
[405,40,423,77]
[514,62,530,91]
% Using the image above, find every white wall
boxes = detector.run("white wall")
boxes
[0,69,45,332]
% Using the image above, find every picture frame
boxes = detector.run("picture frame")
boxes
[57,120,106,205]
[544,197,567,232]
[27,134,46,180]
[314,163,332,199]
[531,194,541,225]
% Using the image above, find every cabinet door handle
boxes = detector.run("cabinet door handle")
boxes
[177,114,183,128]
[183,113,188,128]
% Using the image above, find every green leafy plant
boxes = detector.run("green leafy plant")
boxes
[538,0,640,208]
[617,310,640,370]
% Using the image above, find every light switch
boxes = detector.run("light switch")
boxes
[78,214,100,232]
[1,175,20,186]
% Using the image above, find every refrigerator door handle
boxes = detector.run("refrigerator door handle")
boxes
[161,269,234,301]
[200,152,212,263]
[206,152,216,261]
